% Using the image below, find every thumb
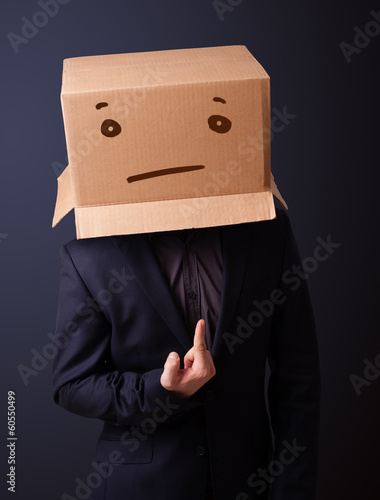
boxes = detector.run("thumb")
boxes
[161,352,180,389]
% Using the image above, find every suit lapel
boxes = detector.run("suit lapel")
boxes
[212,223,251,358]
[111,223,252,359]
[111,233,192,353]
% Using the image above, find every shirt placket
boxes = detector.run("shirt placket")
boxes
[182,239,201,338]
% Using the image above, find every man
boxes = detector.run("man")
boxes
[52,46,320,499]
[52,208,320,500]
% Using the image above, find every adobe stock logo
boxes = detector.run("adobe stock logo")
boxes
[213,0,245,22]
[17,266,135,386]
[62,396,180,500]
[236,439,306,499]
[349,349,380,396]
[340,10,380,63]
[223,235,341,354]
[7,0,72,54]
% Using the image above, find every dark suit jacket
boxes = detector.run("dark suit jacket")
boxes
[52,209,320,500]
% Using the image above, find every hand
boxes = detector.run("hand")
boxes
[160,319,216,398]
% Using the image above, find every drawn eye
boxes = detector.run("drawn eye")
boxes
[208,114,232,134]
[101,119,122,138]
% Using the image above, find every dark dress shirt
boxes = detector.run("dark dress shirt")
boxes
[149,226,223,499]
[149,227,223,350]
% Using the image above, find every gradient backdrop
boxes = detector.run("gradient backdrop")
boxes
[1,0,379,498]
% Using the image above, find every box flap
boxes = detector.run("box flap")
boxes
[271,173,288,210]
[74,191,276,238]
[52,166,74,227]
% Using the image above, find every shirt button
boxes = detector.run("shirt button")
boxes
[196,446,206,456]
[188,291,197,300]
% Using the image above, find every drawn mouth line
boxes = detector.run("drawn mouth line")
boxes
[127,165,205,183]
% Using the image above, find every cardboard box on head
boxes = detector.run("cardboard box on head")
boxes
[52,45,287,239]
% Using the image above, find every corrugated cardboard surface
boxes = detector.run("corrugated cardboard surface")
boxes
[62,78,269,207]
[75,191,275,238]
[62,45,268,93]
[53,45,284,238]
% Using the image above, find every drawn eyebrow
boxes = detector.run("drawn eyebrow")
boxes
[213,97,226,104]
[95,102,108,110]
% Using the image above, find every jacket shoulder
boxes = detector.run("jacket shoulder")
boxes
[64,235,113,256]
[60,235,134,280]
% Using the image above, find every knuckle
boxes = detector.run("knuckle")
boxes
[199,368,209,379]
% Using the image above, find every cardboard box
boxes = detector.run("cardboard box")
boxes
[52,45,287,238]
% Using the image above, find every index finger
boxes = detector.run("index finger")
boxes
[193,319,207,352]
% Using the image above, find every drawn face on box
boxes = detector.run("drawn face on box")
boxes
[63,80,270,207]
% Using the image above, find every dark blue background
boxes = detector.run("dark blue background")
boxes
[1,0,379,498]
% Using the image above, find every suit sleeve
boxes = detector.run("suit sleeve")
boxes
[52,244,202,427]
[267,211,321,500]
